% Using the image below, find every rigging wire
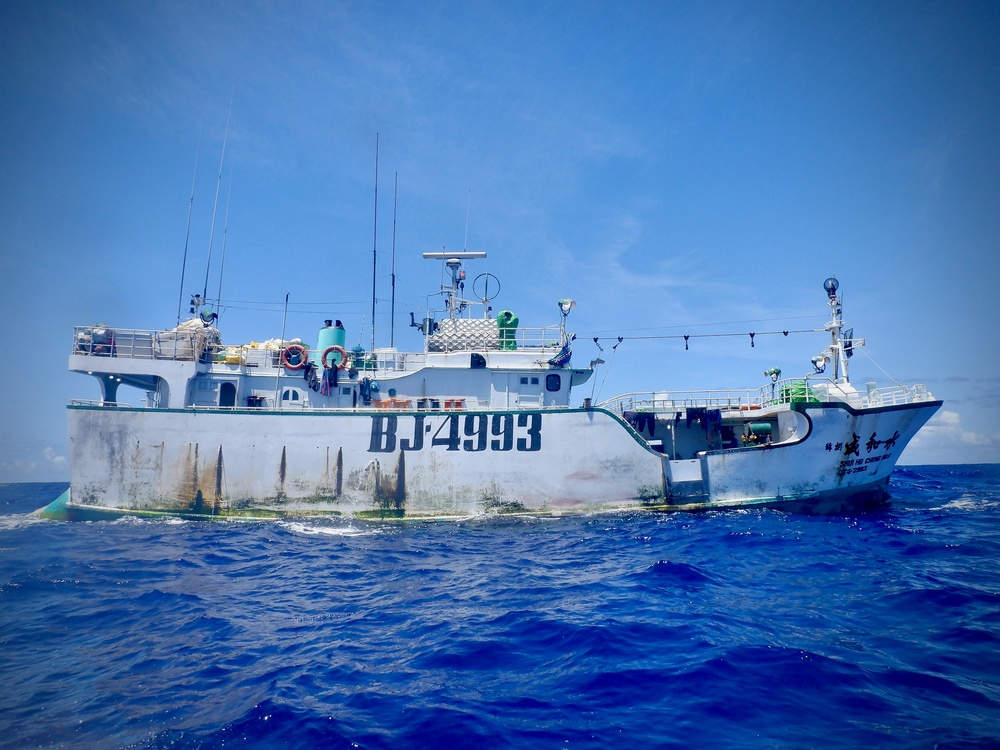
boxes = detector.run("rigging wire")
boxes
[592,337,623,403]
[588,328,820,345]
[216,292,430,313]
[210,301,829,346]
[858,349,902,386]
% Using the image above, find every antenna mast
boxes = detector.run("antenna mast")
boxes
[202,90,234,303]
[176,124,202,325]
[214,174,233,320]
[390,171,397,347]
[423,251,487,321]
[463,190,471,251]
[370,133,379,355]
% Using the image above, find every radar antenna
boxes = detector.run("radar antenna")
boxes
[422,251,487,321]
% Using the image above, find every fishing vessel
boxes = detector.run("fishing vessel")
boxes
[49,252,941,520]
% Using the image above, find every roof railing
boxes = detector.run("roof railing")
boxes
[72,322,566,368]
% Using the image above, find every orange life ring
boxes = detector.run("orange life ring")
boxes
[281,344,308,370]
[322,345,350,370]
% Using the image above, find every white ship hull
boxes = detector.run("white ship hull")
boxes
[63,397,940,520]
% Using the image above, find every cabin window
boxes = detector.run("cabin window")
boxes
[281,388,301,402]
[546,374,561,392]
[520,376,540,386]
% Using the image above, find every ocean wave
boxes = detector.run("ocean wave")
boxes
[0,513,51,531]
[930,495,1000,512]
[2,468,999,749]
[639,558,719,586]
[277,519,383,537]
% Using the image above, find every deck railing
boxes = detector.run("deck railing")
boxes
[599,377,934,416]
[72,323,563,369]
[865,383,934,406]
[70,399,133,407]
[72,326,215,362]
[70,397,582,413]
[599,389,759,416]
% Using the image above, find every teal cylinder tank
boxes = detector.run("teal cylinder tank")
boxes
[312,319,347,366]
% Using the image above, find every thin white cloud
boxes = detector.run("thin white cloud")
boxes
[921,410,994,446]
[43,447,67,466]
[901,410,999,466]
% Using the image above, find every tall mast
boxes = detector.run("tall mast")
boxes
[823,277,849,382]
[390,171,397,347]
[214,174,233,320]
[371,133,378,354]
[176,124,202,325]
[202,91,234,303]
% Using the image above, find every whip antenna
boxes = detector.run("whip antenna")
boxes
[214,173,233,320]
[202,89,234,303]
[370,133,379,355]
[463,190,471,251]
[390,171,397,347]
[176,122,202,325]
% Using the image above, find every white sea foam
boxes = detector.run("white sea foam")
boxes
[278,520,376,537]
[0,514,48,531]
[111,514,189,526]
[930,495,998,511]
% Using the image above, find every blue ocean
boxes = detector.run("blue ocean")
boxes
[2,465,999,749]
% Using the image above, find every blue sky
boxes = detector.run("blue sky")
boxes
[1,0,998,481]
